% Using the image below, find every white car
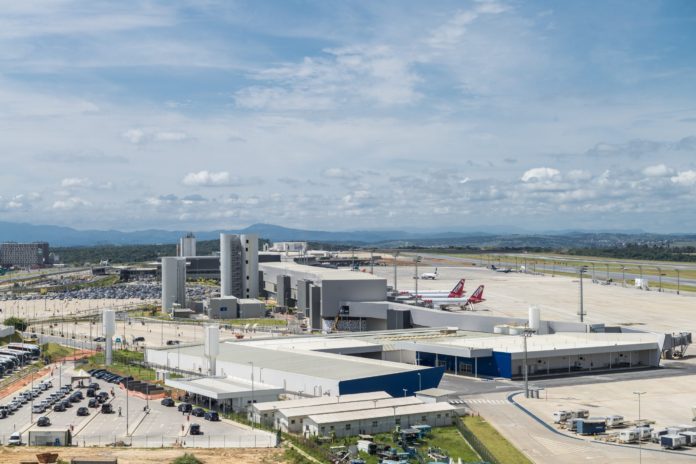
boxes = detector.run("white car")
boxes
[8,432,21,446]
[31,404,44,414]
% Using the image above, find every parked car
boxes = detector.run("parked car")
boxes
[86,388,95,397]
[97,392,109,403]
[166,340,180,345]
[8,432,21,446]
[37,416,51,427]
[88,398,98,408]
[178,403,192,413]
[133,336,145,342]
[190,423,201,435]
[77,407,90,416]
[32,404,45,414]
[101,403,113,414]
[93,337,106,342]
[61,399,72,409]
[161,398,175,407]
[204,411,219,421]
[88,383,100,390]
[53,403,66,412]
[191,407,205,417]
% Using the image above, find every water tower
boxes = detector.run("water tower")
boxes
[103,310,116,366]
[204,325,220,376]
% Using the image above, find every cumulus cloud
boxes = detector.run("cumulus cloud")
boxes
[642,164,673,177]
[671,171,696,186]
[61,177,92,188]
[520,167,560,182]
[182,170,232,187]
[122,128,193,145]
[52,197,91,210]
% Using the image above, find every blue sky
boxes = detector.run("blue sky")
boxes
[1,0,696,232]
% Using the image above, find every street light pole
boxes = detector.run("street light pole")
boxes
[249,361,255,430]
[522,327,535,398]
[370,249,375,275]
[676,269,680,295]
[657,267,662,292]
[621,267,626,287]
[634,391,645,464]
[392,251,400,293]
[578,267,587,323]
[414,256,422,304]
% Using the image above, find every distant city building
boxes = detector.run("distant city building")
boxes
[178,232,197,257]
[220,233,259,299]
[0,242,50,267]
[270,241,308,253]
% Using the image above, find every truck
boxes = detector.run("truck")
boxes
[606,415,624,428]
[553,411,571,423]
[28,429,72,446]
[661,434,687,450]
[651,428,668,443]
[618,429,639,444]
[680,431,696,446]
[577,419,606,435]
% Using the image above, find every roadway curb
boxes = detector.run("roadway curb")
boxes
[507,391,696,458]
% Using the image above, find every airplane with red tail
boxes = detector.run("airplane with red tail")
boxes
[423,284,486,308]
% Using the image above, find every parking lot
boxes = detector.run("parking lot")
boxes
[0,366,275,448]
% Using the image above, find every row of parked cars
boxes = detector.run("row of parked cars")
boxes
[0,380,57,418]
[160,399,219,423]
[88,368,133,385]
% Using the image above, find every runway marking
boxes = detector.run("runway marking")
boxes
[465,398,510,405]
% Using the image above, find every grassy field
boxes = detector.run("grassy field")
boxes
[323,427,480,464]
[82,349,157,382]
[461,416,533,464]
[41,342,78,362]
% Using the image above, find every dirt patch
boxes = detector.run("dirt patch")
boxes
[0,446,287,464]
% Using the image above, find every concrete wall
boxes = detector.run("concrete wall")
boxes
[320,279,387,319]
[238,299,266,319]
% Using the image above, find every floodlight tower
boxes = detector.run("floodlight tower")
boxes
[103,310,116,366]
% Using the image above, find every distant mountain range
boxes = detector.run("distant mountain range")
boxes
[0,220,689,248]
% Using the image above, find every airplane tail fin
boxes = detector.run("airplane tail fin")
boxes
[448,279,466,298]
[467,285,485,304]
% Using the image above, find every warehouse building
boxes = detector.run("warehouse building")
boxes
[145,340,444,398]
[277,396,423,433]
[303,402,456,438]
[250,391,392,427]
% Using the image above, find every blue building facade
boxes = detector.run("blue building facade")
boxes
[417,351,512,378]
[338,366,445,397]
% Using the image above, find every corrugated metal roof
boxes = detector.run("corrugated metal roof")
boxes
[307,402,456,424]
[279,396,422,419]
[253,391,391,413]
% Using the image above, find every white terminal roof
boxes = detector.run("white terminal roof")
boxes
[253,391,392,413]
[164,376,282,400]
[396,332,661,360]
[164,342,431,381]
[278,396,423,419]
[260,261,385,282]
[307,402,456,425]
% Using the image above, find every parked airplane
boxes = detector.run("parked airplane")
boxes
[425,285,486,308]
[490,265,512,273]
[420,268,438,280]
[404,279,466,298]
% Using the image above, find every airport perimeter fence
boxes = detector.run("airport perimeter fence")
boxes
[456,419,501,464]
[0,433,278,448]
